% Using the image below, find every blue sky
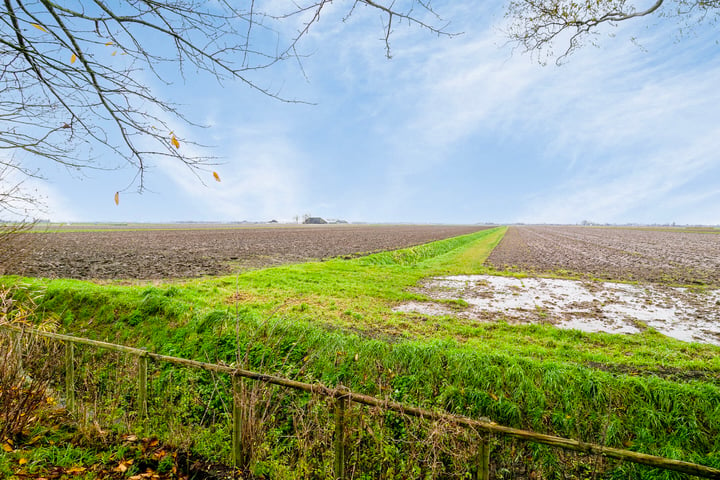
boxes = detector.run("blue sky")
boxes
[19,2,720,224]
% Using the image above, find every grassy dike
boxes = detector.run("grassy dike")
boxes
[3,226,720,478]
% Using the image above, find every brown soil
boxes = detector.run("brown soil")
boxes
[485,225,720,287]
[9,224,487,280]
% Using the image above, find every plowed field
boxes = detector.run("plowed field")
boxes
[10,224,487,280]
[394,225,720,344]
[486,226,720,287]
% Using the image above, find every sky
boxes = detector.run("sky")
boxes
[12,2,720,225]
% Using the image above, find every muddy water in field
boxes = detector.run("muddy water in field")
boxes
[395,275,720,345]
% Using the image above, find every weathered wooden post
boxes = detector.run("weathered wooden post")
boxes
[138,351,148,418]
[474,434,491,480]
[334,394,347,480]
[11,328,24,372]
[65,341,75,412]
[232,374,243,469]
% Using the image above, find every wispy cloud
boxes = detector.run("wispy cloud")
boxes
[27,1,720,225]
[22,177,81,222]
[156,124,307,221]
[323,8,720,224]
[519,124,720,224]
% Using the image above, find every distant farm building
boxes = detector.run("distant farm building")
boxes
[303,217,327,224]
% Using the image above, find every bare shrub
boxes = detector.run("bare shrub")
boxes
[0,284,60,440]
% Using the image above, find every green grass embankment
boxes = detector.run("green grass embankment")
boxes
[3,225,720,478]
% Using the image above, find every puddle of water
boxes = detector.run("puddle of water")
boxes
[395,275,720,345]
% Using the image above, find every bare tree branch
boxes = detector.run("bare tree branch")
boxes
[0,0,453,212]
[505,0,719,64]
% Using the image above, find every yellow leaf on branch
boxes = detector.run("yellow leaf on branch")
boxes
[31,23,47,33]
[213,171,221,182]
[70,53,77,64]
[114,192,119,205]
[171,134,180,149]
[105,41,114,46]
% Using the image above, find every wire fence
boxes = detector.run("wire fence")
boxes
[3,324,720,480]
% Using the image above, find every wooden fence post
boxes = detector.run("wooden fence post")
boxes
[5,326,720,480]
[232,374,243,470]
[138,352,148,418]
[474,434,491,480]
[65,341,75,412]
[12,329,23,372]
[334,395,347,480]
